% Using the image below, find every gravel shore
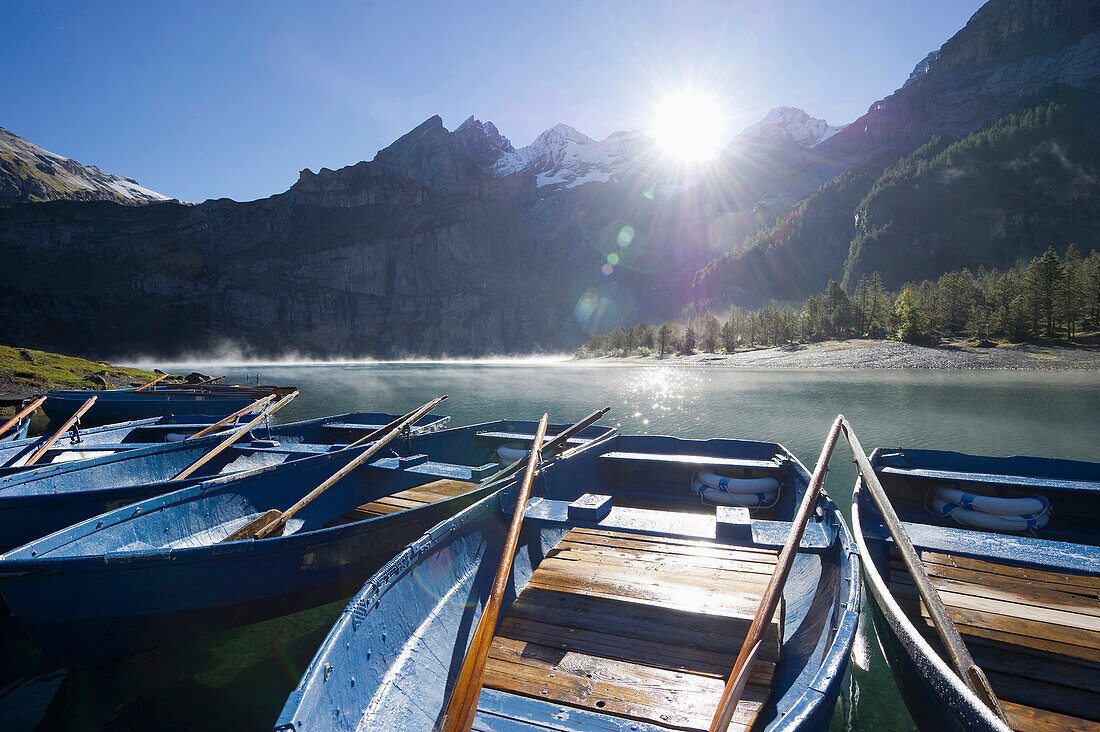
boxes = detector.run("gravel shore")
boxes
[593,339,1100,370]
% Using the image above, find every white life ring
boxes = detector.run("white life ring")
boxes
[496,445,528,466]
[932,486,1050,516]
[931,496,1050,532]
[693,472,780,507]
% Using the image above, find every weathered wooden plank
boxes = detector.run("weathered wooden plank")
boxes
[984,669,1100,725]
[526,568,767,621]
[544,547,776,587]
[967,636,1100,694]
[921,552,1100,593]
[566,528,778,561]
[923,571,1100,620]
[506,588,780,663]
[924,589,1100,648]
[1001,700,1100,732]
[484,636,771,732]
[553,540,778,576]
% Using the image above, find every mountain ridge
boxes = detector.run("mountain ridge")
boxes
[0,126,172,206]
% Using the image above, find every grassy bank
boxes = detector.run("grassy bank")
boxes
[0,345,164,394]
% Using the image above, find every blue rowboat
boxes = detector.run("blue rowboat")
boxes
[0,411,450,550]
[277,433,860,732]
[852,447,1100,732]
[0,419,614,668]
[0,413,242,468]
[42,385,296,428]
[0,416,30,443]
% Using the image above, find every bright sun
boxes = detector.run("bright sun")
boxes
[651,90,726,162]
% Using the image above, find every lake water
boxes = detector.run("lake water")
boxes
[3,362,1097,730]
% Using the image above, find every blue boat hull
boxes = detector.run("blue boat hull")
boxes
[0,417,30,443]
[0,419,613,667]
[42,386,293,428]
[0,411,449,550]
[278,434,861,732]
[852,447,1100,732]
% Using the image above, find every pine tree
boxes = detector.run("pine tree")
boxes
[1026,247,1065,338]
[658,322,673,357]
[681,325,696,355]
[1063,245,1082,339]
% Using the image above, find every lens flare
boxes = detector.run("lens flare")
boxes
[617,226,635,246]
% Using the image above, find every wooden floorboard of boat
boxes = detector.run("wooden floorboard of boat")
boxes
[328,478,478,524]
[888,550,1100,728]
[483,527,779,732]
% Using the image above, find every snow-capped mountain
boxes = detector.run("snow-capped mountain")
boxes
[0,126,172,205]
[493,123,652,189]
[734,107,846,148]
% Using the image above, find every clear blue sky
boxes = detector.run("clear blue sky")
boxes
[2,0,986,203]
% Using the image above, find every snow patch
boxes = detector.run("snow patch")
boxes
[735,106,847,148]
[494,124,649,189]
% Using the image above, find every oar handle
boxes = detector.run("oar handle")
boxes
[709,415,844,732]
[23,396,98,467]
[0,395,46,438]
[172,390,298,481]
[134,373,169,392]
[186,394,276,440]
[440,414,549,732]
[840,416,1009,724]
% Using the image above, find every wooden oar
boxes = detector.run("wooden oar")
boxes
[708,415,844,732]
[343,410,425,450]
[0,395,46,438]
[455,406,611,495]
[440,413,549,732]
[839,416,1009,724]
[134,373,169,392]
[195,375,224,385]
[23,396,98,467]
[222,395,448,542]
[171,390,298,481]
[185,394,276,440]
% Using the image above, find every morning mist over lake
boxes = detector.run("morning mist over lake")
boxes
[0,1,1098,731]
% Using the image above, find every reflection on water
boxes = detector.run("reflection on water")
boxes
[619,365,702,428]
[1,363,1096,730]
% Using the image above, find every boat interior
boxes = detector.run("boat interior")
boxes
[480,525,781,731]
[289,436,858,732]
[866,449,1100,730]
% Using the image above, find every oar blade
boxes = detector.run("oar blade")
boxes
[224,509,285,542]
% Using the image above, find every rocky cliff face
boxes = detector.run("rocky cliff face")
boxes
[820,0,1100,163]
[0,126,172,205]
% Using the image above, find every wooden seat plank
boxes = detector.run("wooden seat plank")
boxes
[896,550,1100,726]
[922,552,1100,593]
[482,527,779,732]
[1001,700,1100,732]
[326,478,477,526]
